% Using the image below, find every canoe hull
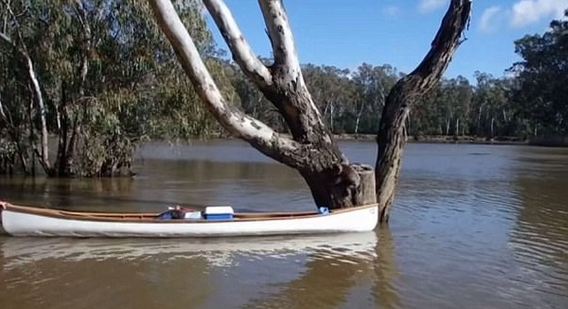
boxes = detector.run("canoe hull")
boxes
[1,205,378,238]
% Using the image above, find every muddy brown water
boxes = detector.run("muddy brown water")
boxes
[1,140,567,309]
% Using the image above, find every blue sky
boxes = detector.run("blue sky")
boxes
[203,0,568,81]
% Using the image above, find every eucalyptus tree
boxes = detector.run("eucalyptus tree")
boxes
[0,0,216,176]
[471,72,511,137]
[351,64,399,134]
[149,0,471,222]
[452,76,474,136]
[302,64,355,133]
[509,9,568,136]
[437,76,473,136]
[0,0,50,175]
[411,82,445,135]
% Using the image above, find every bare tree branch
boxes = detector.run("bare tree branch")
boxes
[258,0,300,69]
[202,0,273,89]
[204,0,326,145]
[411,0,472,88]
[148,0,303,167]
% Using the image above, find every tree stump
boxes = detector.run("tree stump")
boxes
[352,163,377,206]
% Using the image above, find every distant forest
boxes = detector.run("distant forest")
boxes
[1,1,567,176]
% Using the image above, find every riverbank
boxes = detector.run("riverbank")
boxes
[527,136,568,147]
[214,132,568,147]
[330,134,528,145]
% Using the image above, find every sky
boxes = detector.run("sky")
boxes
[202,0,568,81]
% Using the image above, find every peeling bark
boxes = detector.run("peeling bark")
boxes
[149,0,470,215]
[149,0,358,208]
[202,0,272,88]
[375,0,471,223]
[149,0,298,162]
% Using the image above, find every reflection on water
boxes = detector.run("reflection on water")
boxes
[1,141,568,308]
[1,233,378,268]
[0,233,380,309]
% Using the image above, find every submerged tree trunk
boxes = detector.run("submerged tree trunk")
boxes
[149,0,376,209]
[376,0,471,222]
[149,0,470,221]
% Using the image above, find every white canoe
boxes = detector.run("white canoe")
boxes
[0,201,379,238]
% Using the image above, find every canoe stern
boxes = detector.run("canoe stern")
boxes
[0,209,7,236]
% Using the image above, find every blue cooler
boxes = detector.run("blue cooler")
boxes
[203,206,234,220]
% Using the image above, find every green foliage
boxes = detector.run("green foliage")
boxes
[2,2,566,178]
[350,64,399,134]
[0,0,220,176]
[509,9,568,136]
[303,64,359,133]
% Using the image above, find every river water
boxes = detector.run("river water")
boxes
[1,140,567,309]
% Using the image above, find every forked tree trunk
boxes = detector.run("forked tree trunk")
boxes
[149,0,378,209]
[375,0,471,222]
[150,0,470,221]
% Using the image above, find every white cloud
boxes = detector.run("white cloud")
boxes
[479,6,501,32]
[383,5,400,17]
[418,0,448,13]
[509,0,568,28]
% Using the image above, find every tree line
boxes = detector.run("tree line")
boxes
[1,1,566,177]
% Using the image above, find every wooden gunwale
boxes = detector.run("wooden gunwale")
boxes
[2,203,378,224]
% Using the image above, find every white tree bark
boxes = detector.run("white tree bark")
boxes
[0,29,51,172]
[258,0,299,69]
[149,0,470,214]
[149,0,369,210]
[257,0,321,118]
[0,96,7,121]
[202,0,272,88]
[148,0,303,167]
[74,0,91,97]
[456,117,460,136]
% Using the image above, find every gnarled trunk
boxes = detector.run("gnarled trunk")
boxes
[149,0,471,221]
[301,163,376,209]
[149,0,372,209]
[375,0,472,222]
